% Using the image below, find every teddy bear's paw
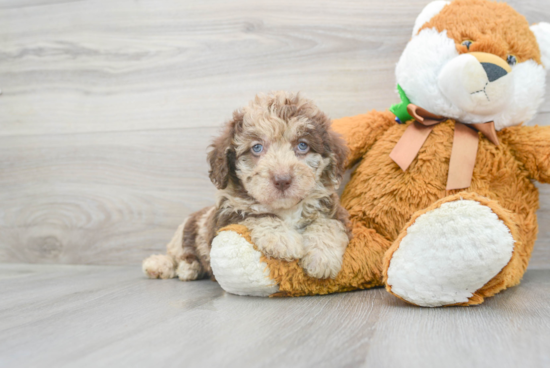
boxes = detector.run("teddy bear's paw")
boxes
[252,229,305,261]
[142,254,177,279]
[300,250,342,279]
[210,228,280,297]
[386,199,515,307]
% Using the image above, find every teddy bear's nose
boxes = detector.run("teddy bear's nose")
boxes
[469,52,512,83]
[481,62,508,82]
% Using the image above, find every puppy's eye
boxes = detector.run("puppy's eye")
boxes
[251,144,263,155]
[296,142,309,153]
[462,40,473,50]
[507,55,517,66]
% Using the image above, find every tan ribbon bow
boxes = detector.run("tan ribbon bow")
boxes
[389,104,499,190]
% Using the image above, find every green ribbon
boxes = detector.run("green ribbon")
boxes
[389,84,413,123]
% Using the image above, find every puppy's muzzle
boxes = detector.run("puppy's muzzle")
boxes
[438,52,513,116]
[272,174,293,192]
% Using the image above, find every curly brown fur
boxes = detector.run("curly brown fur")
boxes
[143,91,351,281]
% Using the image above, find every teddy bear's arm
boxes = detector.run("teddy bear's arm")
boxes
[500,125,550,183]
[331,110,396,169]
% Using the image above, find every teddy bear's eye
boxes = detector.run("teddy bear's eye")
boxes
[506,55,517,66]
[462,40,473,50]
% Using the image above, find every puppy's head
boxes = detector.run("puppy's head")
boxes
[208,92,348,210]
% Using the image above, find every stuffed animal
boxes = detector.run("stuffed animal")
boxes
[209,0,550,306]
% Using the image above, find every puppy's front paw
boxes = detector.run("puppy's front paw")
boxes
[299,220,348,279]
[300,249,342,279]
[253,230,305,261]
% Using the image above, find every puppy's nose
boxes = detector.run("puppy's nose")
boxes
[272,174,292,191]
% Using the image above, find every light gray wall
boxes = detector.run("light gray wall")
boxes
[1,0,549,266]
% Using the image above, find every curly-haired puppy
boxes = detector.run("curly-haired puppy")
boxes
[142,91,350,281]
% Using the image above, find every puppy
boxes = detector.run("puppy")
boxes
[142,91,351,282]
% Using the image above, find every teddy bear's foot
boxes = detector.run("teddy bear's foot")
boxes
[142,254,177,279]
[210,226,280,297]
[384,194,516,307]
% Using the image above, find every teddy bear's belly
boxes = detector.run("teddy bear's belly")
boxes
[341,122,538,242]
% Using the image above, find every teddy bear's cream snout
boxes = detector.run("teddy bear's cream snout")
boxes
[438,52,513,115]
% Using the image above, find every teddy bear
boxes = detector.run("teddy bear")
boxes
[209,0,550,306]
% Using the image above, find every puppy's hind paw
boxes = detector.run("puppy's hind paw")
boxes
[254,231,305,261]
[300,250,342,279]
[142,254,177,279]
[176,260,203,281]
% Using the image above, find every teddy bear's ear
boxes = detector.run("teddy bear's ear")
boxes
[412,1,450,37]
[531,22,550,69]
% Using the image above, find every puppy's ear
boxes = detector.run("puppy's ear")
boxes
[326,128,349,188]
[307,106,350,189]
[207,110,243,189]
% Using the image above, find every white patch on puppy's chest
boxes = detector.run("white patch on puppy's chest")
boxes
[275,205,305,230]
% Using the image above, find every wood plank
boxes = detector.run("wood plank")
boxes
[1,0,550,266]
[0,263,549,368]
[0,128,217,264]
[0,0,547,136]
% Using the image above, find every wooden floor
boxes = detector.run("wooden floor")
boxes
[1,263,549,368]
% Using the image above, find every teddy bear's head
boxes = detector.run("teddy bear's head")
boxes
[395,0,550,130]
